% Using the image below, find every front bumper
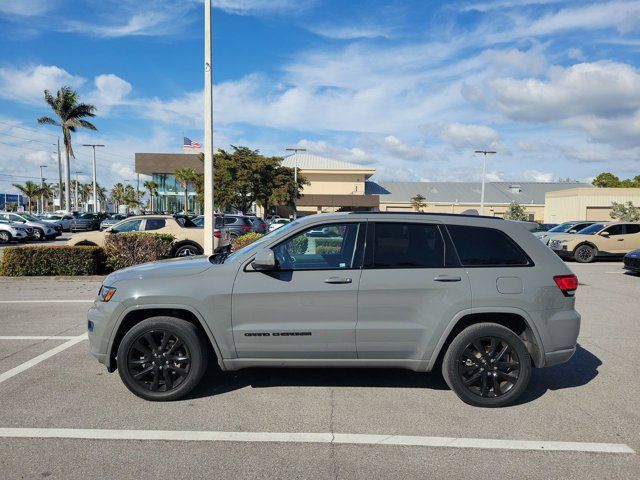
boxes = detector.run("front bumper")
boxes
[87,299,122,370]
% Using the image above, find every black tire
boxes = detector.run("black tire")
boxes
[442,323,531,408]
[32,228,44,241]
[173,243,201,257]
[0,231,10,244]
[574,244,596,263]
[116,317,208,401]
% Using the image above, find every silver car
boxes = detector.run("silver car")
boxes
[88,212,580,407]
[0,212,60,240]
[0,221,31,243]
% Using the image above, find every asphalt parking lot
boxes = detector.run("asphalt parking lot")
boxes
[0,262,638,479]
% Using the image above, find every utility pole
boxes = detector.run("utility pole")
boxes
[285,148,306,219]
[82,144,105,213]
[39,165,48,214]
[203,0,215,255]
[474,150,496,215]
[57,139,63,211]
[74,171,83,212]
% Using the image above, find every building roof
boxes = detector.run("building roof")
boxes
[135,153,202,175]
[282,152,374,172]
[366,181,592,205]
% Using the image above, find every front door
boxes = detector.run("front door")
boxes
[356,221,471,361]
[232,221,364,358]
[597,224,628,254]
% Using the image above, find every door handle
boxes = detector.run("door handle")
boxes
[617,238,624,241]
[434,275,462,282]
[324,277,352,284]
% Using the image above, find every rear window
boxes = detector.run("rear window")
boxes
[369,222,444,268]
[447,225,530,266]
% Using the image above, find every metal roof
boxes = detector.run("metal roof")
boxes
[282,152,374,171]
[366,181,592,205]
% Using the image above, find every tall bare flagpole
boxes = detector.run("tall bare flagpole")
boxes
[203,0,215,255]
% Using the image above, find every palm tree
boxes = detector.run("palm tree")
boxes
[143,180,158,212]
[124,185,140,211]
[175,168,196,214]
[95,183,107,212]
[110,183,125,212]
[40,183,54,212]
[13,181,42,213]
[37,86,97,212]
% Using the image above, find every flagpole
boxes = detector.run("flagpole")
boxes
[203,0,215,255]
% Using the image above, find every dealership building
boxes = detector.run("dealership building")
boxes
[135,151,640,222]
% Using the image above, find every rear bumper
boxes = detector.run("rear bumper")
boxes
[534,308,581,368]
[544,347,576,367]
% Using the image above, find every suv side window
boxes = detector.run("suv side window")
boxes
[224,217,237,225]
[447,225,530,266]
[367,222,444,268]
[604,224,625,236]
[272,223,361,271]
[145,218,166,231]
[624,224,640,234]
[112,219,142,233]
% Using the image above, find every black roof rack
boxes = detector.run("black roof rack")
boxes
[346,211,502,220]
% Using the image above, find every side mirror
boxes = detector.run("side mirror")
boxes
[600,231,610,237]
[569,229,577,233]
[252,248,277,271]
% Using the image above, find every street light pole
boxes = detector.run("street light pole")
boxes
[474,150,496,215]
[82,144,105,213]
[285,148,306,219]
[203,0,215,255]
[74,171,83,212]
[39,165,48,214]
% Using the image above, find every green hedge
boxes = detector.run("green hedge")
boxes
[0,246,104,276]
[315,238,342,248]
[290,235,308,254]
[232,232,264,251]
[104,233,174,271]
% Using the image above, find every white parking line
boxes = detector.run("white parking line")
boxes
[0,300,94,304]
[0,336,78,340]
[0,428,633,454]
[0,334,87,385]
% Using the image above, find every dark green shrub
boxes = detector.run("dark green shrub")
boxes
[232,232,264,251]
[0,246,104,276]
[315,238,342,249]
[316,245,341,255]
[104,233,174,271]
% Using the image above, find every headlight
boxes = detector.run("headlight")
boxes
[98,285,117,302]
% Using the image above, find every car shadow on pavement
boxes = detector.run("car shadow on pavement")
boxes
[513,344,601,405]
[188,344,600,404]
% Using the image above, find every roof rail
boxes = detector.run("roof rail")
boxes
[347,211,502,220]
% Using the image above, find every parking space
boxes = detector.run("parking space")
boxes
[0,263,638,478]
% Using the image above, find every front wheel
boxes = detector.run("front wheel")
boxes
[0,231,10,244]
[32,228,44,241]
[442,323,531,408]
[116,317,208,401]
[574,244,596,263]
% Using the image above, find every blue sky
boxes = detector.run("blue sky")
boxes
[1,0,640,193]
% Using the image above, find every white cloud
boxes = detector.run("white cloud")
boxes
[212,0,314,15]
[0,0,54,16]
[307,24,395,40]
[462,0,566,13]
[440,123,500,150]
[66,10,186,38]
[88,74,133,113]
[0,65,84,105]
[523,169,554,182]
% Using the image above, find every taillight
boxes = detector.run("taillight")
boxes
[554,275,578,297]
[242,225,251,232]
[213,230,221,238]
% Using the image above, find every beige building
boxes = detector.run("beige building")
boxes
[545,187,640,223]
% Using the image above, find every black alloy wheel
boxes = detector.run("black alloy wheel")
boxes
[443,323,531,408]
[174,244,200,257]
[32,228,43,240]
[117,317,208,401]
[574,244,596,263]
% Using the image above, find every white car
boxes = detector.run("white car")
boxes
[268,218,290,232]
[0,221,31,243]
[38,213,74,232]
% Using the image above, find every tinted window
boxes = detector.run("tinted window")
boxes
[604,224,625,236]
[224,217,238,225]
[112,219,142,233]
[370,223,444,268]
[145,218,166,231]
[625,224,640,234]
[447,225,530,266]
[273,223,361,270]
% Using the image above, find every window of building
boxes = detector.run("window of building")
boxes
[272,223,360,271]
[145,218,166,231]
[369,223,444,268]
[447,225,530,266]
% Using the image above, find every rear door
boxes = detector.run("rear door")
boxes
[612,224,640,253]
[356,221,471,361]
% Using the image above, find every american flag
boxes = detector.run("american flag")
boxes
[183,137,202,149]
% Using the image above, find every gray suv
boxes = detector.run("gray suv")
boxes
[88,212,580,407]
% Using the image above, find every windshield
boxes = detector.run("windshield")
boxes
[20,213,38,221]
[220,219,302,264]
[548,222,576,233]
[79,214,95,219]
[576,223,604,235]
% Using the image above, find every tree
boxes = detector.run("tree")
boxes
[175,168,197,213]
[410,194,427,212]
[610,201,640,222]
[143,180,159,212]
[504,201,529,221]
[592,172,620,187]
[110,183,125,212]
[40,183,54,212]
[37,86,97,212]
[12,181,42,213]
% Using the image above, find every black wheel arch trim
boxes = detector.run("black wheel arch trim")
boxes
[573,241,598,255]
[425,307,546,370]
[106,303,225,373]
[171,241,203,255]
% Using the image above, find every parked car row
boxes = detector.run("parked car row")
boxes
[0,212,62,243]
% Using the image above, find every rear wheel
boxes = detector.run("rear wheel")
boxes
[173,243,201,257]
[574,244,596,263]
[116,317,208,401]
[442,323,531,408]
